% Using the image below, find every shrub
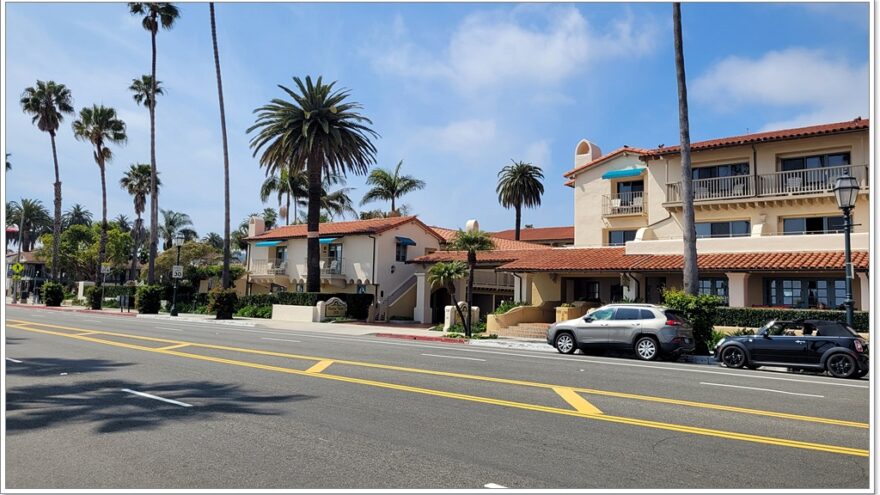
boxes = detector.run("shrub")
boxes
[136,285,164,314]
[494,300,526,315]
[233,292,374,320]
[86,286,103,310]
[209,288,238,320]
[662,289,725,354]
[715,307,869,332]
[41,282,64,307]
[235,305,272,318]
[706,329,726,350]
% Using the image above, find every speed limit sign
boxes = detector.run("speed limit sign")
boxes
[172,265,184,279]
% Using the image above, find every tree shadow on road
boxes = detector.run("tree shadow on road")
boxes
[5,336,28,345]
[6,357,134,377]
[7,376,313,434]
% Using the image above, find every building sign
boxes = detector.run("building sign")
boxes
[324,297,347,318]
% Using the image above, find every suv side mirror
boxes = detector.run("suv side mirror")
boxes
[583,316,594,323]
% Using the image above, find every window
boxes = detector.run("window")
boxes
[616,180,644,194]
[275,246,287,263]
[781,152,850,171]
[589,308,614,320]
[692,162,749,180]
[610,284,624,302]
[765,278,846,309]
[572,279,600,301]
[695,221,750,239]
[395,242,408,262]
[782,216,845,235]
[698,277,728,302]
[608,230,637,246]
[639,309,655,320]
[613,308,641,320]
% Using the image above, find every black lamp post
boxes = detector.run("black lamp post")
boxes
[833,174,859,327]
[170,234,184,317]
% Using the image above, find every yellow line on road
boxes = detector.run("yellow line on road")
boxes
[157,343,190,351]
[6,319,868,430]
[77,331,100,336]
[306,360,334,374]
[554,387,603,415]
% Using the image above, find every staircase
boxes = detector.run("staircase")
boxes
[375,275,416,321]
[492,322,551,339]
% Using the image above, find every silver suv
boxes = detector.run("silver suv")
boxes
[546,304,695,360]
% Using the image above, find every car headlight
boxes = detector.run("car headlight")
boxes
[714,338,726,349]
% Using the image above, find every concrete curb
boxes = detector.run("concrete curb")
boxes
[372,333,467,344]
[7,304,137,317]
[135,314,256,327]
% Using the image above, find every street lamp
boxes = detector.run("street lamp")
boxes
[170,233,185,317]
[833,174,859,327]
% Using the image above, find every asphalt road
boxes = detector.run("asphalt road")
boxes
[4,306,871,489]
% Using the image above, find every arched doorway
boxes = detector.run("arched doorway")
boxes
[430,287,451,324]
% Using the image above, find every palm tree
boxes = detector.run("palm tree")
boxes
[360,160,425,215]
[209,2,232,294]
[262,207,278,230]
[203,232,224,250]
[62,203,93,228]
[450,229,495,337]
[427,261,469,331]
[260,166,308,225]
[72,104,127,304]
[113,214,132,232]
[6,199,52,252]
[673,3,698,295]
[128,2,180,285]
[248,76,378,292]
[294,174,356,221]
[120,163,160,281]
[159,209,197,249]
[20,80,74,280]
[129,75,164,109]
[496,160,544,241]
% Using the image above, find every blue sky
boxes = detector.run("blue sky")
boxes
[4,2,869,238]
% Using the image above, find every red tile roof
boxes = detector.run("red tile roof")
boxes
[563,146,649,179]
[411,249,533,265]
[643,118,869,158]
[247,216,445,242]
[5,251,42,263]
[428,226,544,251]
[493,226,575,243]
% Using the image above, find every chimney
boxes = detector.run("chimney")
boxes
[574,139,602,168]
[248,216,266,237]
[465,219,480,233]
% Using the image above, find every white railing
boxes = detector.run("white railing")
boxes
[602,191,645,216]
[251,259,287,276]
[472,270,515,289]
[666,175,753,203]
[320,257,344,275]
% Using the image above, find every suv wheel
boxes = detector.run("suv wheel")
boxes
[826,353,857,379]
[720,346,746,369]
[554,332,576,355]
[634,336,659,361]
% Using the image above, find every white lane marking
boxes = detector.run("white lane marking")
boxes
[121,389,192,407]
[6,357,23,363]
[155,326,184,332]
[484,483,506,488]
[700,382,825,398]
[261,337,302,343]
[421,353,486,362]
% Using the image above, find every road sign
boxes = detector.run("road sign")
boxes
[172,265,184,279]
[11,262,24,274]
[101,263,112,274]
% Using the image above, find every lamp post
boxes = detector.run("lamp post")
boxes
[833,174,859,327]
[170,234,185,317]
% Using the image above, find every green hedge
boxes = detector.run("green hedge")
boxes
[209,288,238,320]
[136,285,164,314]
[41,282,65,307]
[662,289,725,354]
[716,307,869,332]
[234,292,374,320]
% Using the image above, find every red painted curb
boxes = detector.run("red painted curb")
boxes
[372,333,467,344]
[7,304,137,317]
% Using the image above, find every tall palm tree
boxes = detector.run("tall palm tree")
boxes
[262,208,278,230]
[203,232,224,250]
[129,75,164,109]
[248,76,378,292]
[62,203,93,228]
[260,166,309,225]
[450,229,495,337]
[673,3,698,295]
[6,199,52,252]
[20,80,74,280]
[128,2,180,285]
[360,160,425,214]
[72,104,127,305]
[427,261,469,331]
[209,2,232,294]
[113,214,132,232]
[159,209,197,249]
[120,163,160,281]
[298,176,357,221]
[496,160,544,241]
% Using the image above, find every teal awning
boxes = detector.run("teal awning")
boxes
[396,236,416,246]
[255,240,281,247]
[319,237,340,244]
[602,167,645,180]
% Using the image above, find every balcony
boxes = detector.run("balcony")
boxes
[664,164,868,209]
[320,257,344,276]
[472,270,515,290]
[250,259,287,277]
[602,191,645,217]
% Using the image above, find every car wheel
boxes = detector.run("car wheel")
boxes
[634,336,659,361]
[826,353,857,379]
[554,332,576,355]
[854,369,868,379]
[720,346,746,369]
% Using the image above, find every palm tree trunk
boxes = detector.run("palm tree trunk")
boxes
[147,14,160,285]
[390,196,396,215]
[449,290,467,331]
[210,3,232,295]
[306,155,322,293]
[466,252,475,337]
[49,132,62,281]
[514,203,522,241]
[130,215,141,281]
[96,159,108,310]
[285,192,291,225]
[673,3,698,295]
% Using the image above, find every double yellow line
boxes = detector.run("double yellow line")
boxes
[6,319,869,457]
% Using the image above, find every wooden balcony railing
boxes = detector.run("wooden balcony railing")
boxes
[601,191,645,216]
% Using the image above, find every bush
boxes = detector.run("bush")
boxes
[235,305,272,318]
[715,307,869,332]
[41,282,64,307]
[662,289,725,354]
[86,286,103,310]
[706,329,726,350]
[136,285,164,314]
[233,292,374,320]
[209,288,238,320]
[494,300,526,315]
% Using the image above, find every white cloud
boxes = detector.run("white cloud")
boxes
[693,48,868,130]
[370,5,657,93]
[411,118,498,157]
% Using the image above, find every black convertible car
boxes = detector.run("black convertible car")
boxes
[714,319,868,379]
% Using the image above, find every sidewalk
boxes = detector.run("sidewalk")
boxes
[5,302,138,317]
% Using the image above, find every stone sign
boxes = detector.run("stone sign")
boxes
[324,297,348,318]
